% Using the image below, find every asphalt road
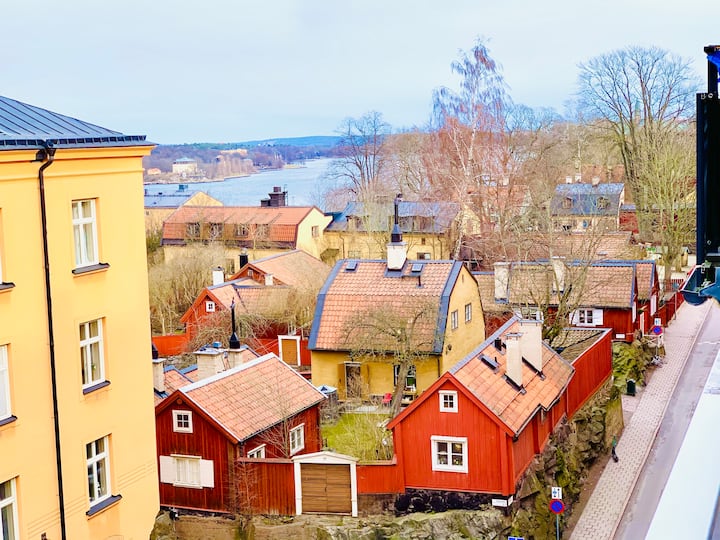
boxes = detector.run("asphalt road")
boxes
[614,303,720,540]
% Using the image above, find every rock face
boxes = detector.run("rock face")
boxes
[149,511,178,540]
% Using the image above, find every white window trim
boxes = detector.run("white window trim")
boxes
[0,477,19,540]
[0,345,10,421]
[464,303,472,323]
[450,309,459,330]
[159,455,214,488]
[289,424,305,455]
[80,319,105,389]
[172,410,193,433]
[431,435,468,473]
[439,391,458,413]
[571,308,603,327]
[170,454,202,488]
[87,436,111,505]
[72,199,99,268]
[205,301,216,313]
[247,444,266,459]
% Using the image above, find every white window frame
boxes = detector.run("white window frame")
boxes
[205,301,216,313]
[0,477,19,540]
[80,319,105,389]
[86,436,111,505]
[289,424,305,455]
[72,199,99,268]
[450,309,459,330]
[159,455,214,488]
[247,444,266,459]
[578,309,593,324]
[172,410,193,433]
[0,346,10,421]
[431,436,468,473]
[439,391,458,413]
[464,303,472,323]
[173,455,201,488]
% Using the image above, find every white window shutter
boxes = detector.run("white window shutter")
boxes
[200,459,215,488]
[570,311,579,325]
[594,309,603,325]
[159,456,175,484]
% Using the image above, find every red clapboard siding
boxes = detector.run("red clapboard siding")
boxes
[567,330,613,417]
[602,309,634,341]
[357,460,404,494]
[235,459,295,515]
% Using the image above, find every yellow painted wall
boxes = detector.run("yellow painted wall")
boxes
[0,146,159,539]
[323,231,452,263]
[144,191,223,231]
[295,209,332,259]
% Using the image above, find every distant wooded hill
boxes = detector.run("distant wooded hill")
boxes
[143,136,341,174]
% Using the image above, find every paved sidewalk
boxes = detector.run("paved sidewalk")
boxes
[569,301,713,540]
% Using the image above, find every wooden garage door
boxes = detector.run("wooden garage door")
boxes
[300,463,351,514]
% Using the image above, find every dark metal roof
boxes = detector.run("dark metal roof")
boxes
[0,95,148,149]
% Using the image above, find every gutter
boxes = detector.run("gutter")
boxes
[36,141,67,540]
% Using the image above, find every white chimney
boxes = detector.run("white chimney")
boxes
[264,273,274,286]
[387,194,407,270]
[212,266,224,286]
[565,176,572,184]
[195,347,226,381]
[551,256,565,293]
[505,332,523,387]
[152,358,165,393]
[519,319,544,372]
[574,173,582,183]
[494,262,510,301]
[591,176,600,187]
[227,346,245,369]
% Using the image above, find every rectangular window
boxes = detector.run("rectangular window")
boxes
[439,391,458,413]
[348,250,361,259]
[0,478,19,540]
[393,364,416,391]
[431,436,468,473]
[247,444,266,459]
[311,225,319,238]
[256,224,269,237]
[172,410,193,433]
[450,310,459,330]
[236,224,249,237]
[579,309,593,324]
[205,301,216,313]
[80,319,105,389]
[174,456,201,487]
[87,436,111,505]
[289,424,305,455]
[464,303,472,323]
[72,199,99,268]
[0,346,10,422]
[417,252,431,260]
[209,223,224,238]
[186,222,200,238]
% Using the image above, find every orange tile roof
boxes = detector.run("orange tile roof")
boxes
[634,260,656,301]
[162,205,320,245]
[230,250,330,290]
[310,260,464,352]
[450,318,574,434]
[180,354,325,442]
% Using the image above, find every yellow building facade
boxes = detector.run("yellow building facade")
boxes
[0,97,158,539]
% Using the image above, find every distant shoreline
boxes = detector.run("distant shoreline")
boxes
[143,162,311,185]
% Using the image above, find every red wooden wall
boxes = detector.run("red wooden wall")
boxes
[153,333,190,356]
[566,330,613,416]
[156,396,236,512]
[241,407,322,458]
[600,308,634,341]
[234,459,296,515]
[357,460,404,494]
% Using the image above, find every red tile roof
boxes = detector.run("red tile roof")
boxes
[634,260,657,301]
[449,318,574,434]
[310,260,465,353]
[230,250,330,290]
[180,354,325,442]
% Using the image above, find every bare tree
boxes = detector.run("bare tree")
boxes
[576,46,700,238]
[343,299,437,417]
[328,111,391,199]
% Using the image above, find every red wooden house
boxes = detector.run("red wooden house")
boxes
[154,352,326,513]
[387,317,575,499]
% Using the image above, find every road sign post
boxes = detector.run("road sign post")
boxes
[549,499,565,540]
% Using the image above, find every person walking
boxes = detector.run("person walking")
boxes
[611,435,619,462]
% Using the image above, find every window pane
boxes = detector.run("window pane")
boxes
[0,479,10,500]
[2,503,16,540]
[82,223,96,262]
[96,460,107,498]
[90,342,101,381]
[74,226,83,266]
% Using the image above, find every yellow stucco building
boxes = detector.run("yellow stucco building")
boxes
[0,96,158,539]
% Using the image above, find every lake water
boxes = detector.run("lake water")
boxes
[144,158,334,208]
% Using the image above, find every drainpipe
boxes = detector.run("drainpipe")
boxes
[36,141,67,540]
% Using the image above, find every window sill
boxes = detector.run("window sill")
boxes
[0,282,15,292]
[83,380,111,395]
[86,494,122,517]
[72,262,110,276]
[0,415,17,428]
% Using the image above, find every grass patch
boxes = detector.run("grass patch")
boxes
[322,413,393,461]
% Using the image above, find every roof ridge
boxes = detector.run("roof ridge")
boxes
[181,353,274,392]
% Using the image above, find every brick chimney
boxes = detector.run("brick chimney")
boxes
[519,319,544,372]
[504,332,523,387]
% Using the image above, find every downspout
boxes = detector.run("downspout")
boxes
[36,141,67,540]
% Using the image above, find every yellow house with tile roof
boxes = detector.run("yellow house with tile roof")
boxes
[0,96,158,539]
[309,218,485,401]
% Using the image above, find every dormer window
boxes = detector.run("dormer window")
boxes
[562,197,573,209]
[209,223,224,238]
[597,196,609,210]
[236,224,249,237]
[186,222,200,238]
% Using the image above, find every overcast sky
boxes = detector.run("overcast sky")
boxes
[3,1,716,144]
